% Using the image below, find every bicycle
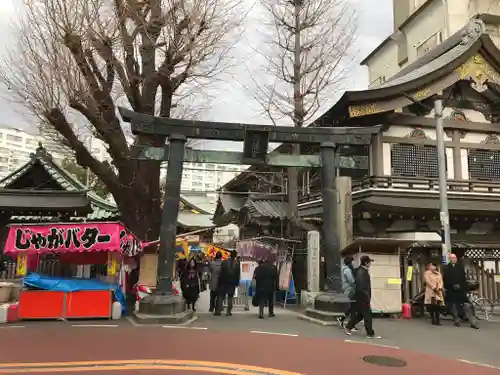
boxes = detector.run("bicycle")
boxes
[468,291,494,321]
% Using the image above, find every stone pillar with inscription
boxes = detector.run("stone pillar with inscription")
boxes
[307,231,321,293]
[335,177,353,252]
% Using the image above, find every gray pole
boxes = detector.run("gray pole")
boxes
[156,134,187,293]
[434,99,451,264]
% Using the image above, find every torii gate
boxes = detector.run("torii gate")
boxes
[119,107,380,324]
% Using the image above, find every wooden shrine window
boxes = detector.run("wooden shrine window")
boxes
[390,129,438,178]
[468,150,500,180]
[391,144,439,177]
[468,135,500,180]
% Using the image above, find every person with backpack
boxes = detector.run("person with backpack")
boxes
[214,250,241,316]
[344,255,381,339]
[337,256,359,331]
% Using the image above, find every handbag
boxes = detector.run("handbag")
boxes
[252,294,259,307]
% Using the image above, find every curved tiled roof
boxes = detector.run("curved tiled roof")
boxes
[0,145,119,221]
[323,19,500,120]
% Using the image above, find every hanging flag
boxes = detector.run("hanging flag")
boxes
[107,253,117,276]
[16,253,27,276]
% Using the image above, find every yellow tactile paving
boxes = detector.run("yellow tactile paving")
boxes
[0,360,306,375]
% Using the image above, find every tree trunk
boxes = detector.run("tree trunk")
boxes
[114,159,163,242]
[287,0,303,237]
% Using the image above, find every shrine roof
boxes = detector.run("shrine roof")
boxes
[180,193,216,215]
[177,211,215,229]
[0,145,119,221]
[322,19,500,123]
[243,197,289,220]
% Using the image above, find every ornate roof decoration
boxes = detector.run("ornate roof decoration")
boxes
[448,110,469,121]
[482,134,500,144]
[406,128,429,140]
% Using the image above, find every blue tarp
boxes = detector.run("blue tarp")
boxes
[23,273,127,314]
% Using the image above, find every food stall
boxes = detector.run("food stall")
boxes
[3,221,141,320]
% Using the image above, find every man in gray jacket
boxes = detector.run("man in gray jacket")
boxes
[338,256,358,330]
[208,252,223,313]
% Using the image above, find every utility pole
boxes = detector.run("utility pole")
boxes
[434,99,451,264]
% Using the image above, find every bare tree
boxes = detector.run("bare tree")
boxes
[1,0,244,240]
[246,0,357,226]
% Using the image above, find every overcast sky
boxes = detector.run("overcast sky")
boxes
[0,0,393,135]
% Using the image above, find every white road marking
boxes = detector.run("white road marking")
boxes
[71,324,119,328]
[250,330,298,337]
[162,326,208,330]
[458,359,500,370]
[345,339,399,349]
[0,325,25,328]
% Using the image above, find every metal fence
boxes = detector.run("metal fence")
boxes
[223,283,250,310]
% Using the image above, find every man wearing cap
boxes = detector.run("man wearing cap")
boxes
[344,255,381,339]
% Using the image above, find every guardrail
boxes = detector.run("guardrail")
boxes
[298,176,500,203]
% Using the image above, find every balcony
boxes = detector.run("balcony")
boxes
[298,176,500,217]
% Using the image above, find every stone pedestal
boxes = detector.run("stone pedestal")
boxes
[133,293,194,325]
[299,292,351,325]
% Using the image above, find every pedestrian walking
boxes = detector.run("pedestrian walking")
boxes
[180,257,201,311]
[253,256,278,319]
[423,262,444,326]
[214,250,240,316]
[208,252,223,313]
[344,255,380,339]
[337,256,358,331]
[443,253,478,329]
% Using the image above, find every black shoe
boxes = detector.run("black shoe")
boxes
[213,312,221,316]
[471,324,479,330]
[209,308,214,313]
[269,313,275,317]
[454,321,460,327]
[226,312,232,316]
[258,315,264,319]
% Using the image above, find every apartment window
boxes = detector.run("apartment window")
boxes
[6,135,22,143]
[485,24,499,35]
[416,31,443,58]
[391,144,439,178]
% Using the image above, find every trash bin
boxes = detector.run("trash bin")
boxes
[0,282,13,304]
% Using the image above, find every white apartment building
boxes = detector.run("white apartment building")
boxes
[178,163,247,192]
[0,124,113,179]
[0,124,67,178]
[363,0,500,87]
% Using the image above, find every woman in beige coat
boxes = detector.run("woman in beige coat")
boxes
[424,263,444,326]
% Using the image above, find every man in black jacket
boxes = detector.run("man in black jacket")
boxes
[253,257,278,319]
[345,255,381,339]
[215,250,241,316]
[443,253,478,329]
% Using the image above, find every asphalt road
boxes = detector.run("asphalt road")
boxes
[1,307,500,375]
